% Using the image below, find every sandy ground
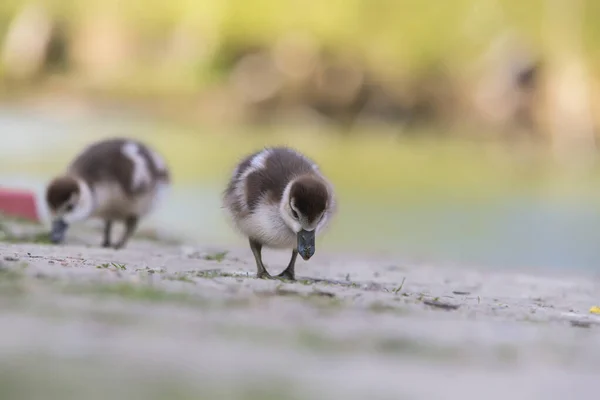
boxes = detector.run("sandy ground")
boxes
[1,224,600,400]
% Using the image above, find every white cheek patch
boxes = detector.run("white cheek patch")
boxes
[122,142,152,191]
[62,208,85,224]
[279,206,302,233]
[279,179,300,232]
[62,181,94,224]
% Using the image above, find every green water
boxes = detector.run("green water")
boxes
[2,104,600,271]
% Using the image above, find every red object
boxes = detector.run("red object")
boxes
[0,187,40,222]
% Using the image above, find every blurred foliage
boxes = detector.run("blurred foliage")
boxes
[0,0,599,147]
[0,0,599,80]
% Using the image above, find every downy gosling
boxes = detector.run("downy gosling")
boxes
[45,138,170,249]
[223,146,336,280]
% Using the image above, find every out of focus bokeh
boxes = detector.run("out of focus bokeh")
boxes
[2,0,600,269]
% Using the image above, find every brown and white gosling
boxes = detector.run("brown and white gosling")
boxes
[223,146,337,280]
[45,138,170,249]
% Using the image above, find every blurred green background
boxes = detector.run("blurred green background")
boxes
[2,0,600,269]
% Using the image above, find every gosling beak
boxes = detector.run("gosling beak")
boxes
[297,229,316,260]
[50,219,69,244]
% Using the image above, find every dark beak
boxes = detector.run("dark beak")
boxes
[297,229,316,260]
[50,219,69,244]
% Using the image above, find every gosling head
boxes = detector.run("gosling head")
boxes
[280,174,331,260]
[45,176,91,243]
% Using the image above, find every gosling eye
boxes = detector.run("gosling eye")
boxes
[291,210,299,220]
[65,204,74,212]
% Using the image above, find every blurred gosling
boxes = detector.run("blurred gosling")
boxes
[45,137,170,249]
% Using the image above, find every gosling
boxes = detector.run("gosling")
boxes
[223,146,336,280]
[45,137,170,249]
